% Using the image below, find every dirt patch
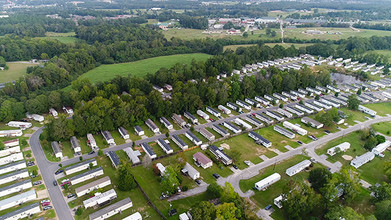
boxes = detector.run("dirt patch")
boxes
[221,143,230,150]
[281,140,287,144]
[342,155,353,161]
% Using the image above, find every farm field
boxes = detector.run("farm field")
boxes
[0,62,38,83]
[37,32,78,44]
[76,53,211,84]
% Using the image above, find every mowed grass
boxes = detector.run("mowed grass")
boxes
[363,102,391,116]
[372,122,391,135]
[77,53,211,83]
[223,44,256,51]
[36,32,78,44]
[264,43,314,48]
[0,62,38,83]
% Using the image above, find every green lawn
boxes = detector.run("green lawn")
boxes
[0,62,38,83]
[363,102,391,117]
[36,32,78,44]
[223,44,256,51]
[339,108,368,125]
[372,122,391,135]
[76,53,211,84]
[359,151,390,185]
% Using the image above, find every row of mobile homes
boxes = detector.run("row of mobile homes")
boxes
[236,100,251,110]
[234,118,252,130]
[358,105,377,117]
[123,147,141,164]
[275,108,293,118]
[282,121,307,136]
[244,116,263,127]
[6,121,32,130]
[255,96,270,105]
[70,136,82,154]
[101,131,115,146]
[106,151,120,168]
[0,169,28,185]
[299,88,311,96]
[306,87,321,95]
[156,139,173,154]
[171,135,188,150]
[193,152,213,169]
[274,125,295,139]
[160,117,173,130]
[295,104,314,114]
[223,122,242,134]
[75,176,111,197]
[118,127,129,139]
[265,111,284,121]
[184,112,198,124]
[209,145,232,165]
[28,114,44,122]
[313,100,332,110]
[273,93,288,102]
[321,98,340,108]
[330,97,347,106]
[89,198,132,220]
[182,163,200,180]
[285,160,311,177]
[87,133,98,151]
[172,114,186,127]
[254,173,281,191]
[0,202,40,220]
[327,142,350,156]
[0,160,26,175]
[197,110,209,120]
[134,126,144,136]
[227,102,242,112]
[218,105,231,114]
[185,131,202,146]
[304,102,323,112]
[301,117,324,129]
[198,128,215,141]
[372,141,391,156]
[0,190,36,211]
[0,153,23,166]
[351,152,375,169]
[140,143,156,159]
[245,98,260,108]
[316,86,329,93]
[248,131,272,148]
[0,179,32,198]
[206,106,221,118]
[83,189,117,209]
[3,139,19,148]
[255,113,274,125]
[291,90,306,99]
[146,119,160,133]
[286,106,304,116]
[212,124,230,137]
[0,145,20,158]
[282,91,297,100]
[70,167,104,185]
[327,85,340,93]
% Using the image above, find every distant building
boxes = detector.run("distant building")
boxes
[134,126,144,136]
[118,127,129,140]
[70,136,81,153]
[254,173,281,191]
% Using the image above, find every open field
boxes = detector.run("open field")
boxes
[372,121,391,135]
[0,62,38,83]
[77,53,211,84]
[223,44,256,51]
[223,43,313,52]
[37,32,78,44]
[363,102,391,117]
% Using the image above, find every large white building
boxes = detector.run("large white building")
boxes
[185,131,202,146]
[83,189,117,209]
[182,162,200,180]
[75,176,111,197]
[89,198,132,220]
[218,105,231,114]
[222,122,242,134]
[372,141,391,156]
[285,160,311,177]
[122,212,142,220]
[206,106,221,118]
[351,152,375,169]
[301,117,323,129]
[236,100,251,110]
[234,118,252,130]
[0,152,23,166]
[275,108,293,118]
[199,128,215,141]
[70,167,104,185]
[295,104,314,114]
[145,119,159,133]
[254,173,281,191]
[156,139,173,154]
[285,106,304,116]
[327,142,350,156]
[51,141,63,158]
[0,190,36,211]
[212,124,230,137]
[265,111,284,121]
[70,136,82,153]
[65,159,97,175]
[282,121,307,136]
[140,143,156,159]
[87,134,98,151]
[255,113,273,125]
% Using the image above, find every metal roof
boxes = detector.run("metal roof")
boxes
[65,159,96,172]
[70,167,103,181]
[89,198,132,220]
[172,135,187,148]
[0,202,40,220]
[140,143,156,157]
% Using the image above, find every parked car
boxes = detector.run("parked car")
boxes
[324,130,331,134]
[195,179,201,185]
[297,141,303,145]
[53,181,57,186]
[212,173,220,179]
[265,205,272,210]
[41,202,50,207]
[40,199,50,204]
[232,165,238,170]
[33,181,42,186]
[27,161,35,166]
[43,206,53,211]
[55,170,64,175]
[67,194,75,198]
[88,151,95,155]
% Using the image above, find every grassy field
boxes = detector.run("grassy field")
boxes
[37,32,78,44]
[372,122,391,135]
[364,50,391,62]
[363,102,391,117]
[223,44,256,51]
[0,62,38,83]
[163,27,391,42]
[76,53,211,84]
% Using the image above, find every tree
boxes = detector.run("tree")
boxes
[357,89,362,95]
[315,95,320,100]
[309,168,332,192]
[220,182,238,203]
[325,205,364,220]
[335,92,339,97]
[216,203,238,220]
[161,166,180,195]
[376,134,386,144]
[242,32,248,38]
[117,163,137,191]
[0,56,6,67]
[75,207,83,216]
[0,100,14,122]
[385,159,391,181]
[338,168,361,204]
[279,103,284,108]
[375,200,391,220]
[89,162,93,169]
[370,182,391,203]
[191,201,216,220]
[364,136,378,151]
[347,95,360,110]
[0,142,4,151]
[207,182,222,199]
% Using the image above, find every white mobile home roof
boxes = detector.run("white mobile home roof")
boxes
[282,121,307,136]
[140,143,156,159]
[255,173,281,191]
[83,189,117,208]
[123,147,141,164]
[327,142,350,156]
[0,190,36,211]
[0,202,40,220]
[75,176,111,197]
[285,160,311,177]
[0,160,26,175]
[351,152,375,169]
[372,141,391,155]
[65,159,97,175]
[89,198,132,220]
[0,179,32,198]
